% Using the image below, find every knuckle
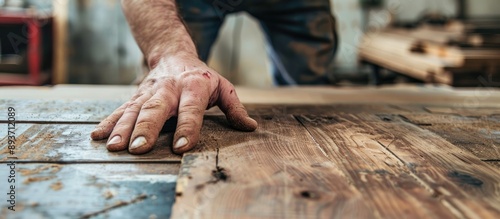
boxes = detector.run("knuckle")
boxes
[142,98,164,110]
[135,119,160,132]
[114,119,135,130]
[158,77,177,88]
[222,80,235,91]
[176,119,200,135]
[130,92,144,100]
[125,100,143,112]
[144,78,157,86]
[180,104,204,115]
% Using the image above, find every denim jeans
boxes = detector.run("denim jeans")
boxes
[177,0,338,85]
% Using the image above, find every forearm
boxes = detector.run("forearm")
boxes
[121,0,197,68]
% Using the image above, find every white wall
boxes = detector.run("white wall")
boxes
[385,0,457,22]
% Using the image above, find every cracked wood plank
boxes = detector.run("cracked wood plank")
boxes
[172,115,375,219]
[0,163,179,218]
[333,114,500,218]
[0,124,181,162]
[296,114,457,218]
[486,161,500,170]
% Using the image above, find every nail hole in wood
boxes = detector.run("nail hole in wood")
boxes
[300,191,319,199]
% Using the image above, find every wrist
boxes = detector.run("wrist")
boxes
[147,50,198,70]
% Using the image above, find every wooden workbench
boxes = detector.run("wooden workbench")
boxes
[1,85,500,218]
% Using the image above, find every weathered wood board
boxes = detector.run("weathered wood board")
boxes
[374,120,500,218]
[173,115,376,218]
[172,114,500,218]
[301,114,500,218]
[0,99,123,123]
[2,95,500,218]
[0,163,178,219]
[0,99,416,123]
[0,124,181,162]
[399,114,500,160]
[296,114,457,218]
[425,106,500,116]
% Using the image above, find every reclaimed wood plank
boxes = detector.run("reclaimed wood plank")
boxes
[0,124,181,162]
[0,163,179,218]
[172,115,416,218]
[336,114,500,218]
[398,114,500,160]
[296,115,458,218]
[0,99,123,123]
[245,103,416,115]
[425,106,500,116]
[0,99,412,123]
[418,122,500,160]
[398,113,479,125]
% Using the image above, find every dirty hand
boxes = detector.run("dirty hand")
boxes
[90,56,257,154]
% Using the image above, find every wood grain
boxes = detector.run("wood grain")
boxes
[0,99,415,123]
[172,115,375,219]
[417,122,500,160]
[425,106,500,116]
[346,114,500,218]
[297,114,458,218]
[486,161,500,170]
[399,114,500,160]
[0,124,181,162]
[0,99,123,123]
[173,112,500,218]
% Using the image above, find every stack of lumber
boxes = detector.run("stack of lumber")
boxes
[359,22,500,86]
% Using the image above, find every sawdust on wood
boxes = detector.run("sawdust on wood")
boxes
[50,181,63,191]
[24,176,56,185]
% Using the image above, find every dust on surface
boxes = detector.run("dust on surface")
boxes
[50,181,63,191]
[19,164,62,176]
[102,189,116,199]
[16,125,63,161]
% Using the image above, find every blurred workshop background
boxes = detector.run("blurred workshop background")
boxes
[0,0,499,87]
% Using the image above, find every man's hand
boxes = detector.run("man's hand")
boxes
[91,56,257,154]
[90,0,256,154]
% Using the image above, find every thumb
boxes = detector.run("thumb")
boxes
[217,78,257,131]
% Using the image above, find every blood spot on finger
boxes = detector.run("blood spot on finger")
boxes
[202,71,211,79]
[230,90,234,94]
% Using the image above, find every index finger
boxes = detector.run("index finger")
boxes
[128,89,178,154]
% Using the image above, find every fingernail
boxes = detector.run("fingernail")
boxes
[130,136,147,150]
[107,135,122,145]
[174,137,188,149]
